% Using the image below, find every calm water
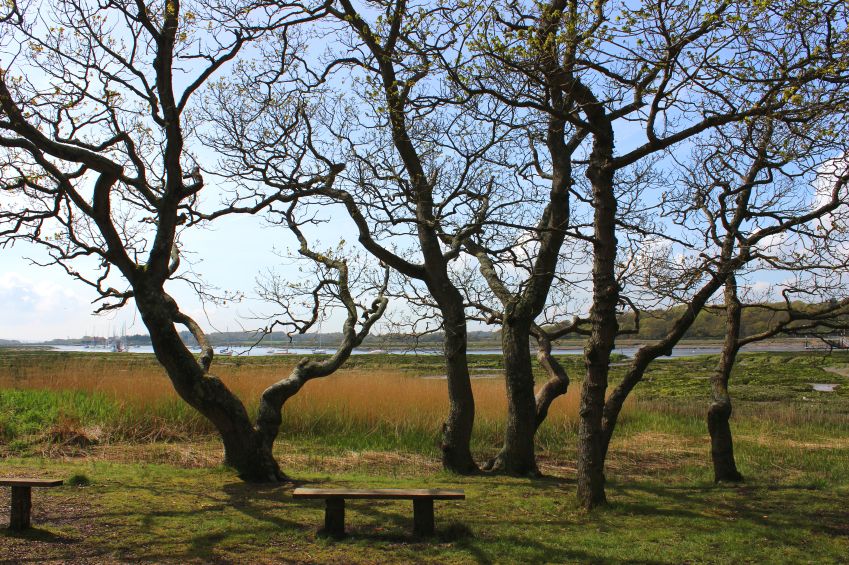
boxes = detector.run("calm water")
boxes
[43,343,792,358]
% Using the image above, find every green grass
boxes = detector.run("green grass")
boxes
[1,443,848,564]
[2,349,849,562]
[0,388,117,440]
[636,350,849,403]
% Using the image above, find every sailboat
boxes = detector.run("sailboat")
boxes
[108,324,127,352]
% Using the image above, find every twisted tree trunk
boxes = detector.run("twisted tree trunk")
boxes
[136,287,285,481]
[533,331,570,430]
[709,277,744,483]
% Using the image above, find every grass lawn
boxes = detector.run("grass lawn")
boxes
[2,429,848,564]
[1,349,848,563]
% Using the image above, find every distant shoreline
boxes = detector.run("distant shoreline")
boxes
[3,337,837,359]
[3,336,822,349]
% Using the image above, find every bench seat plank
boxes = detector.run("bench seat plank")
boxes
[0,478,63,488]
[292,488,464,500]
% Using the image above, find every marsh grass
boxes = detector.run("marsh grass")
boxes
[1,349,847,463]
[0,350,590,453]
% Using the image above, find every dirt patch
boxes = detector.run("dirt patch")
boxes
[823,365,849,378]
[605,432,703,478]
[285,449,442,474]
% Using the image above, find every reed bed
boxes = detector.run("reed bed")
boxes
[4,350,843,458]
[0,353,585,451]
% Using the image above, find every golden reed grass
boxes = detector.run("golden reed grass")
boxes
[0,355,585,439]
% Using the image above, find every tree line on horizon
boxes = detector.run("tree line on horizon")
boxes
[38,300,849,346]
[1,0,849,511]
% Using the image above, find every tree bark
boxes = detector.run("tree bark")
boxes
[221,432,287,482]
[486,313,539,475]
[708,398,742,482]
[709,277,744,483]
[534,331,570,430]
[136,287,285,482]
[577,125,617,510]
[439,301,478,474]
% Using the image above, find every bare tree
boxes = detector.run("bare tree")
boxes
[700,275,849,482]
[670,123,849,483]
[0,0,384,481]
[611,113,849,484]
[421,0,598,476]
[220,0,517,473]
[455,0,849,508]
[255,204,389,459]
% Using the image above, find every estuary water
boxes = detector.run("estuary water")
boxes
[43,343,807,358]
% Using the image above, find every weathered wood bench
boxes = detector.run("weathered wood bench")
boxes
[1,478,63,530]
[292,488,465,537]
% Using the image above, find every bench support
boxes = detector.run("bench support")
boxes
[324,498,345,538]
[9,486,32,530]
[413,499,434,536]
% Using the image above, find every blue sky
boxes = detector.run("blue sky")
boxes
[2,0,845,342]
[0,208,324,341]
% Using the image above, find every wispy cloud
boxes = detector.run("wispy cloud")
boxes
[0,272,103,340]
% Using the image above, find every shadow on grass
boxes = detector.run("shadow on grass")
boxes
[221,480,306,530]
[303,493,672,565]
[318,523,669,565]
[8,480,309,564]
[0,526,100,564]
[522,474,576,489]
[159,481,313,563]
[0,527,77,544]
[613,481,849,538]
[455,534,670,565]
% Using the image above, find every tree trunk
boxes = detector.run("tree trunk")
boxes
[486,315,539,476]
[440,303,478,474]
[578,133,617,510]
[578,342,612,509]
[709,277,743,483]
[708,396,742,482]
[534,333,569,430]
[222,431,287,482]
[137,289,285,482]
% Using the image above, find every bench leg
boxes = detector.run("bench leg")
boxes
[9,486,32,530]
[413,499,434,536]
[324,498,345,538]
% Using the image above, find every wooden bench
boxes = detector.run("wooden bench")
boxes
[292,488,465,537]
[1,478,63,530]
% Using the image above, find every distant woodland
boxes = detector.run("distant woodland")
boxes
[617,302,849,341]
[36,302,844,347]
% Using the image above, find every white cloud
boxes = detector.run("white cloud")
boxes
[0,272,94,340]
